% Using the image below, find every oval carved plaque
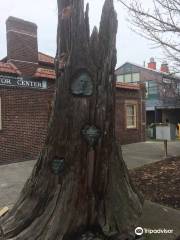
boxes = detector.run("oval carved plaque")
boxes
[81,125,101,147]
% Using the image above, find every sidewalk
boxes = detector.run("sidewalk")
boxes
[1,141,180,208]
[122,140,180,169]
[0,161,34,209]
[0,141,180,239]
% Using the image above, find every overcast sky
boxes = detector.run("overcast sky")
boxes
[0,0,164,69]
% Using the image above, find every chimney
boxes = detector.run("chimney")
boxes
[6,16,38,76]
[148,57,156,70]
[160,61,169,73]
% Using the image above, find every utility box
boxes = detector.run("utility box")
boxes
[156,123,176,141]
[147,123,156,139]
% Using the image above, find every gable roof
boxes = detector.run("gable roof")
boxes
[116,62,180,80]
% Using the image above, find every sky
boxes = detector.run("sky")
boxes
[0,0,164,69]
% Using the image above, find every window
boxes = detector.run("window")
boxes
[146,80,158,98]
[132,73,140,82]
[0,98,1,130]
[116,73,140,83]
[149,81,158,94]
[175,82,180,95]
[124,74,132,83]
[117,75,124,82]
[126,103,137,129]
[145,82,149,97]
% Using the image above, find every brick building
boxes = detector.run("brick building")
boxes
[116,58,180,128]
[0,17,55,164]
[0,17,145,164]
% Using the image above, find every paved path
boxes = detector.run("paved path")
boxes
[1,141,180,208]
[0,141,180,239]
[139,201,180,240]
[0,161,34,209]
[122,140,180,169]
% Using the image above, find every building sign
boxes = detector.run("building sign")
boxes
[0,75,47,90]
[162,78,171,84]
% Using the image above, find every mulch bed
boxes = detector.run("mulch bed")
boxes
[129,157,180,209]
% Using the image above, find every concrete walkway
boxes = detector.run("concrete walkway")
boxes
[1,141,180,208]
[0,142,180,207]
[139,201,180,240]
[0,161,34,209]
[122,140,180,169]
[0,141,180,239]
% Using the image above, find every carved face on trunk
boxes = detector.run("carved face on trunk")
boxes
[51,158,65,175]
[71,71,93,96]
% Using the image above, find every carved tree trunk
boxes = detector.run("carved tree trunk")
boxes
[0,0,143,239]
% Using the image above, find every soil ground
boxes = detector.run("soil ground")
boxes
[130,157,180,210]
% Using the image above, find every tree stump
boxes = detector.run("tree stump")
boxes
[0,0,143,239]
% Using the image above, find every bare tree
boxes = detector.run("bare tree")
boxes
[118,0,180,70]
[0,0,142,239]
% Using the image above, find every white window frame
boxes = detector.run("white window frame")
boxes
[125,101,138,129]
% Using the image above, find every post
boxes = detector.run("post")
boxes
[155,106,157,123]
[164,140,168,158]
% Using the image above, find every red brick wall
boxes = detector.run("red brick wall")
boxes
[0,81,55,164]
[115,87,146,145]
[0,82,145,164]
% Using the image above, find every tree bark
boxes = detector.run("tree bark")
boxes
[0,0,143,239]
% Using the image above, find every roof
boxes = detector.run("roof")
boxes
[38,52,54,65]
[116,82,142,90]
[0,62,21,75]
[34,68,56,79]
[116,61,163,75]
[0,52,56,80]
[116,62,180,80]
[0,62,144,84]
